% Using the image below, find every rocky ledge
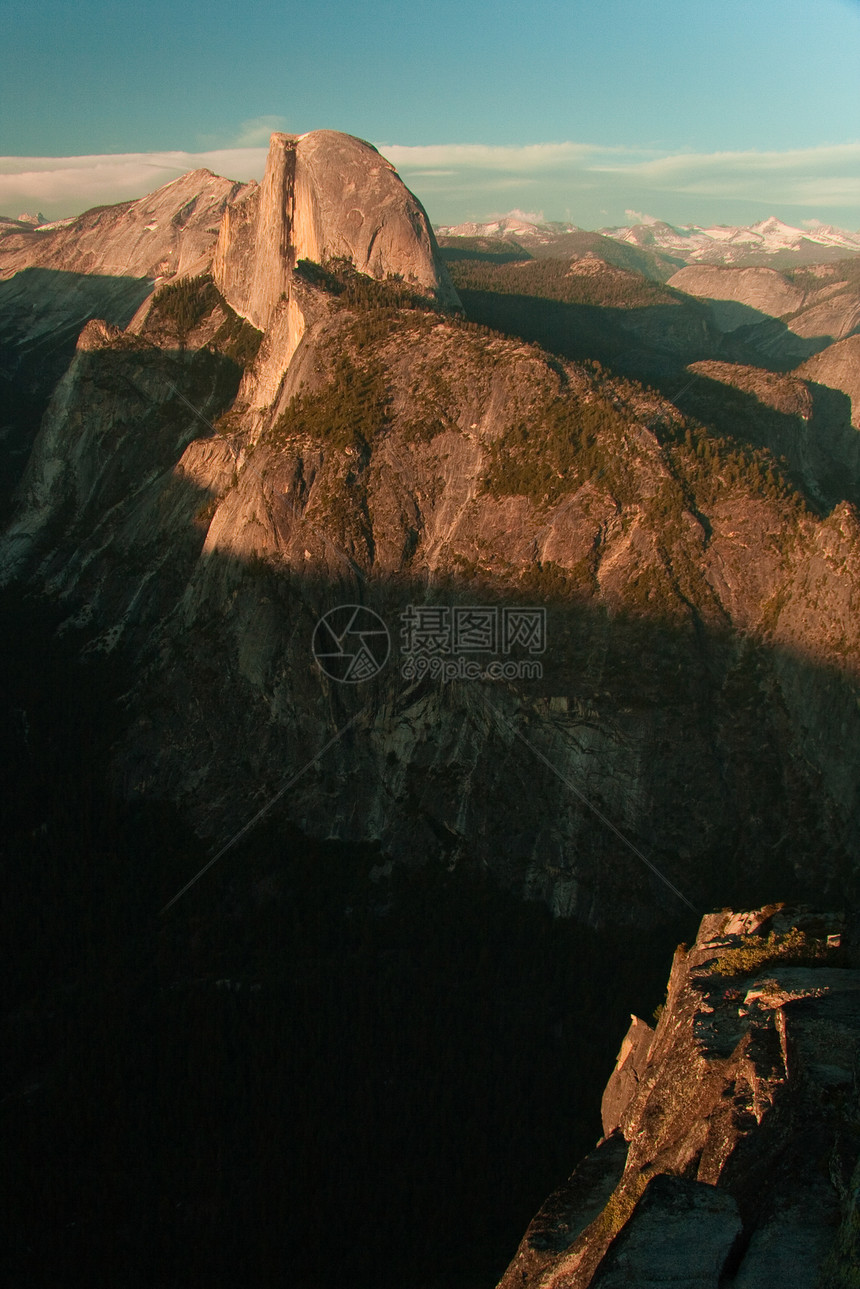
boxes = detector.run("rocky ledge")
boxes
[498,903,860,1287]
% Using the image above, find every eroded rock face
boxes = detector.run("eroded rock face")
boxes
[5,264,860,921]
[589,1175,742,1289]
[667,262,860,367]
[682,359,860,510]
[668,266,805,319]
[213,130,459,332]
[0,169,255,506]
[0,131,456,507]
[798,333,860,428]
[0,169,252,284]
[4,138,860,923]
[498,1135,629,1289]
[497,904,860,1288]
[600,1015,654,1137]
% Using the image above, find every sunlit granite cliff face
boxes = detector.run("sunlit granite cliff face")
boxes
[498,904,860,1288]
[204,129,458,419]
[0,168,251,285]
[0,166,255,506]
[213,130,459,331]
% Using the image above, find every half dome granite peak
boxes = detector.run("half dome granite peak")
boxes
[212,128,460,333]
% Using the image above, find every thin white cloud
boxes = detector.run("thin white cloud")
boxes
[378,141,617,171]
[386,140,860,222]
[595,141,860,177]
[590,142,860,204]
[0,149,268,218]
[394,141,860,226]
[1,138,858,228]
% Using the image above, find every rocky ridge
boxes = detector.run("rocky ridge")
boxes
[0,169,252,284]
[798,334,860,429]
[613,215,860,267]
[0,168,256,506]
[437,214,860,272]
[213,130,458,332]
[667,261,860,368]
[3,133,860,924]
[5,262,860,920]
[676,359,860,512]
[204,130,457,421]
[497,904,860,1288]
[5,138,860,1289]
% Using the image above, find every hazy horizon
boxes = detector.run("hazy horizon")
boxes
[2,137,859,234]
[2,0,858,230]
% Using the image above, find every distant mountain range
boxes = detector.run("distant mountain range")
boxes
[436,213,860,270]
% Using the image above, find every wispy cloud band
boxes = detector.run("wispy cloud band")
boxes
[0,149,269,217]
[1,138,858,229]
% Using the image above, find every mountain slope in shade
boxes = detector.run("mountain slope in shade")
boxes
[668,264,805,318]
[0,134,457,508]
[797,333,860,428]
[665,261,860,368]
[5,257,860,921]
[6,133,860,1289]
[0,169,257,507]
[673,358,860,511]
[4,134,860,924]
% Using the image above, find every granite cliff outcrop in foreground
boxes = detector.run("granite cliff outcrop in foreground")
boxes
[498,904,860,1288]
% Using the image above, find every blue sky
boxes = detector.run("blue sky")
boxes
[1,0,858,228]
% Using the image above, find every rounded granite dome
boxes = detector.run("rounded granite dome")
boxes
[213,128,459,331]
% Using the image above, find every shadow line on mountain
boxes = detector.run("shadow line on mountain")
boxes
[3,318,859,923]
[455,286,836,378]
[0,576,696,1289]
[4,467,860,1288]
[648,370,860,514]
[10,526,858,925]
[4,540,859,1287]
[0,267,156,511]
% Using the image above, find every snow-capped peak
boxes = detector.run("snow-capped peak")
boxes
[435,210,860,268]
[600,216,860,264]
